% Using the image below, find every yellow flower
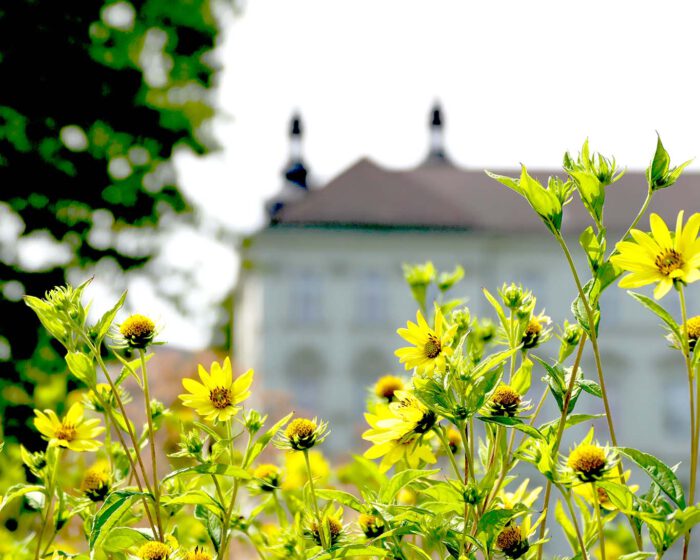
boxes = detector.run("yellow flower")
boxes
[362,393,437,472]
[282,450,329,490]
[33,403,104,452]
[276,417,329,451]
[178,358,253,424]
[488,384,522,417]
[611,211,700,299]
[119,314,157,349]
[395,309,457,374]
[80,461,111,501]
[685,315,700,351]
[185,547,212,560]
[446,427,461,454]
[374,375,404,401]
[521,311,551,349]
[567,443,617,483]
[358,513,385,538]
[308,513,343,546]
[497,479,542,510]
[138,541,171,560]
[253,463,281,491]
[496,524,530,559]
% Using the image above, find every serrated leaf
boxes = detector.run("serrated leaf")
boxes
[627,291,680,340]
[617,447,685,509]
[93,290,127,346]
[478,416,544,439]
[89,490,150,550]
[246,412,293,468]
[379,469,439,503]
[578,379,602,398]
[315,489,362,511]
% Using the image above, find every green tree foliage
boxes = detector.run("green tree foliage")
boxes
[0,0,225,450]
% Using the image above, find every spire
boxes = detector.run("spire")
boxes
[425,101,449,164]
[283,112,309,189]
[267,112,311,222]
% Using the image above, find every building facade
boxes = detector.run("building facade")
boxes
[234,108,700,481]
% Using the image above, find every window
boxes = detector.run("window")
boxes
[350,348,393,414]
[287,347,326,414]
[289,271,323,325]
[357,271,387,325]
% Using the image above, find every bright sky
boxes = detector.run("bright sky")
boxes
[149,0,700,348]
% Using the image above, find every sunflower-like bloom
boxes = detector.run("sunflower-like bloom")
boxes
[253,463,282,492]
[566,442,618,484]
[276,417,329,451]
[80,461,111,501]
[185,547,211,560]
[487,384,523,417]
[496,524,530,559]
[395,309,457,374]
[521,311,552,349]
[138,541,170,560]
[34,403,104,452]
[358,513,385,538]
[611,211,700,299]
[178,358,253,424]
[497,479,542,510]
[307,511,344,546]
[374,375,404,401]
[363,392,437,472]
[119,314,157,349]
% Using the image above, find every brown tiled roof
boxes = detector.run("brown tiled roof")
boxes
[272,158,700,233]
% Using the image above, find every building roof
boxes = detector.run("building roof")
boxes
[271,158,700,233]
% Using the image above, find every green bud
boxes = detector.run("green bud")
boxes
[244,409,266,434]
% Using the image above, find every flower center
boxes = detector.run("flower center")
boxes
[56,423,77,441]
[655,249,684,275]
[209,387,233,409]
[424,335,442,359]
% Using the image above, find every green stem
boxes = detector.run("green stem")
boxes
[272,490,288,527]
[35,448,60,560]
[615,189,653,249]
[536,333,587,560]
[219,422,249,559]
[592,483,606,560]
[140,349,164,541]
[435,425,462,480]
[562,486,589,560]
[679,285,696,560]
[555,233,643,550]
[303,448,328,549]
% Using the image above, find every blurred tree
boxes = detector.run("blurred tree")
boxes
[0,0,229,450]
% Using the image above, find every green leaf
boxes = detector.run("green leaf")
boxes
[161,490,224,514]
[578,379,602,398]
[571,278,600,336]
[89,490,150,550]
[579,226,605,273]
[102,527,151,552]
[471,347,520,380]
[379,468,440,503]
[650,133,671,183]
[93,290,127,345]
[510,357,532,396]
[596,481,635,512]
[0,483,44,513]
[554,499,578,553]
[315,489,362,511]
[65,351,96,385]
[402,544,433,560]
[538,413,604,436]
[478,416,544,439]
[618,553,655,560]
[570,170,604,225]
[246,412,293,468]
[162,463,251,484]
[485,170,523,195]
[627,291,681,340]
[477,507,518,538]
[618,447,686,509]
[311,544,390,559]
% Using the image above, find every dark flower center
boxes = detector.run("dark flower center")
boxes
[209,387,233,409]
[424,335,441,359]
[655,249,684,275]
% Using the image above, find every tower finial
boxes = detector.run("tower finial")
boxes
[426,101,449,164]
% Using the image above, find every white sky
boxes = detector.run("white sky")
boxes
[143,0,700,348]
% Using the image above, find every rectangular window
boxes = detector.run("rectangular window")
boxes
[357,271,387,325]
[289,271,323,325]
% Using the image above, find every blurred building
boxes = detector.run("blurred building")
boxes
[235,106,700,473]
